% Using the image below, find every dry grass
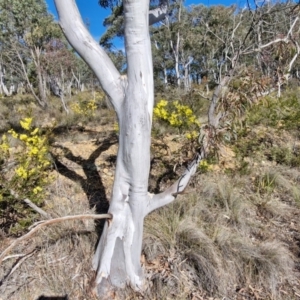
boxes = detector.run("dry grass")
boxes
[1,92,300,299]
[0,172,98,300]
[141,171,298,299]
[1,163,299,300]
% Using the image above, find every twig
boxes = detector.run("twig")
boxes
[0,213,112,265]
[0,250,37,286]
[2,254,26,262]
[23,199,50,219]
[10,190,50,219]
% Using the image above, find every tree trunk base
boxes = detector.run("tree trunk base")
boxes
[95,277,116,299]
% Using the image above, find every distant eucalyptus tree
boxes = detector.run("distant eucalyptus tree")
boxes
[0,0,61,106]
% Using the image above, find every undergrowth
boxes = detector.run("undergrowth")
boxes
[234,90,300,169]
[0,117,52,234]
[246,90,300,130]
[1,88,300,299]
[142,172,296,299]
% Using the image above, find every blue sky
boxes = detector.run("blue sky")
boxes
[46,0,243,43]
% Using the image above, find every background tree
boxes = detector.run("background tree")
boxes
[0,0,61,107]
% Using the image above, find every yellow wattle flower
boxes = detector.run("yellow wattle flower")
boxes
[20,118,33,130]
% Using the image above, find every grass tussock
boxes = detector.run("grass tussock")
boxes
[142,172,297,299]
[0,173,98,300]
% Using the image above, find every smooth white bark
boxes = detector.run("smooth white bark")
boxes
[54,0,199,295]
[54,0,123,111]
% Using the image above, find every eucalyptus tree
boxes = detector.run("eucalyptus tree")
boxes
[54,0,201,296]
[197,1,300,140]
[151,20,175,88]
[243,1,300,96]
[100,4,124,49]
[0,0,61,106]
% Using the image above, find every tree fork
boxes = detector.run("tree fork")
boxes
[54,0,200,296]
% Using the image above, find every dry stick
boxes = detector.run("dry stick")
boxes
[4,250,37,281]
[10,190,50,219]
[2,254,27,262]
[23,199,50,219]
[0,213,112,265]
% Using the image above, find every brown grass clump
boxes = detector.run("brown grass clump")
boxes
[0,171,99,299]
[141,171,298,299]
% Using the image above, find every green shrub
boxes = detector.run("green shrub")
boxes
[246,90,300,130]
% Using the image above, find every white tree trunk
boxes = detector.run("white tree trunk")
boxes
[171,34,181,88]
[54,0,199,296]
[0,65,10,96]
[184,57,193,92]
[163,67,168,87]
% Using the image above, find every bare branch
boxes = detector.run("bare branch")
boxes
[244,16,299,54]
[197,91,211,101]
[9,190,50,219]
[2,254,27,262]
[23,199,50,219]
[149,0,168,25]
[0,213,112,265]
[54,0,123,112]
[287,40,300,75]
[145,154,202,215]
[1,250,37,284]
[16,49,44,107]
[203,22,225,44]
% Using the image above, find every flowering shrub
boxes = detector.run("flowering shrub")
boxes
[153,100,200,139]
[0,117,52,234]
[70,99,97,116]
[186,130,199,140]
[198,160,213,173]
[114,122,119,133]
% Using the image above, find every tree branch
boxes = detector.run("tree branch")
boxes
[54,0,123,112]
[16,49,45,107]
[9,190,50,219]
[149,0,168,26]
[145,154,202,215]
[244,17,299,55]
[286,40,300,77]
[23,199,50,219]
[0,213,112,265]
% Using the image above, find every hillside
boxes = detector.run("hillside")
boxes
[1,90,300,299]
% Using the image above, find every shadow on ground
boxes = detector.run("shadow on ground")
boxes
[36,296,68,300]
[51,133,118,236]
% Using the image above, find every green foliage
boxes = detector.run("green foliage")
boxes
[0,0,60,45]
[233,89,300,169]
[234,127,300,169]
[0,117,52,234]
[268,146,300,167]
[255,172,277,194]
[0,0,62,103]
[153,99,200,138]
[246,91,300,130]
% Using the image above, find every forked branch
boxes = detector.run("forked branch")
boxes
[146,154,202,215]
